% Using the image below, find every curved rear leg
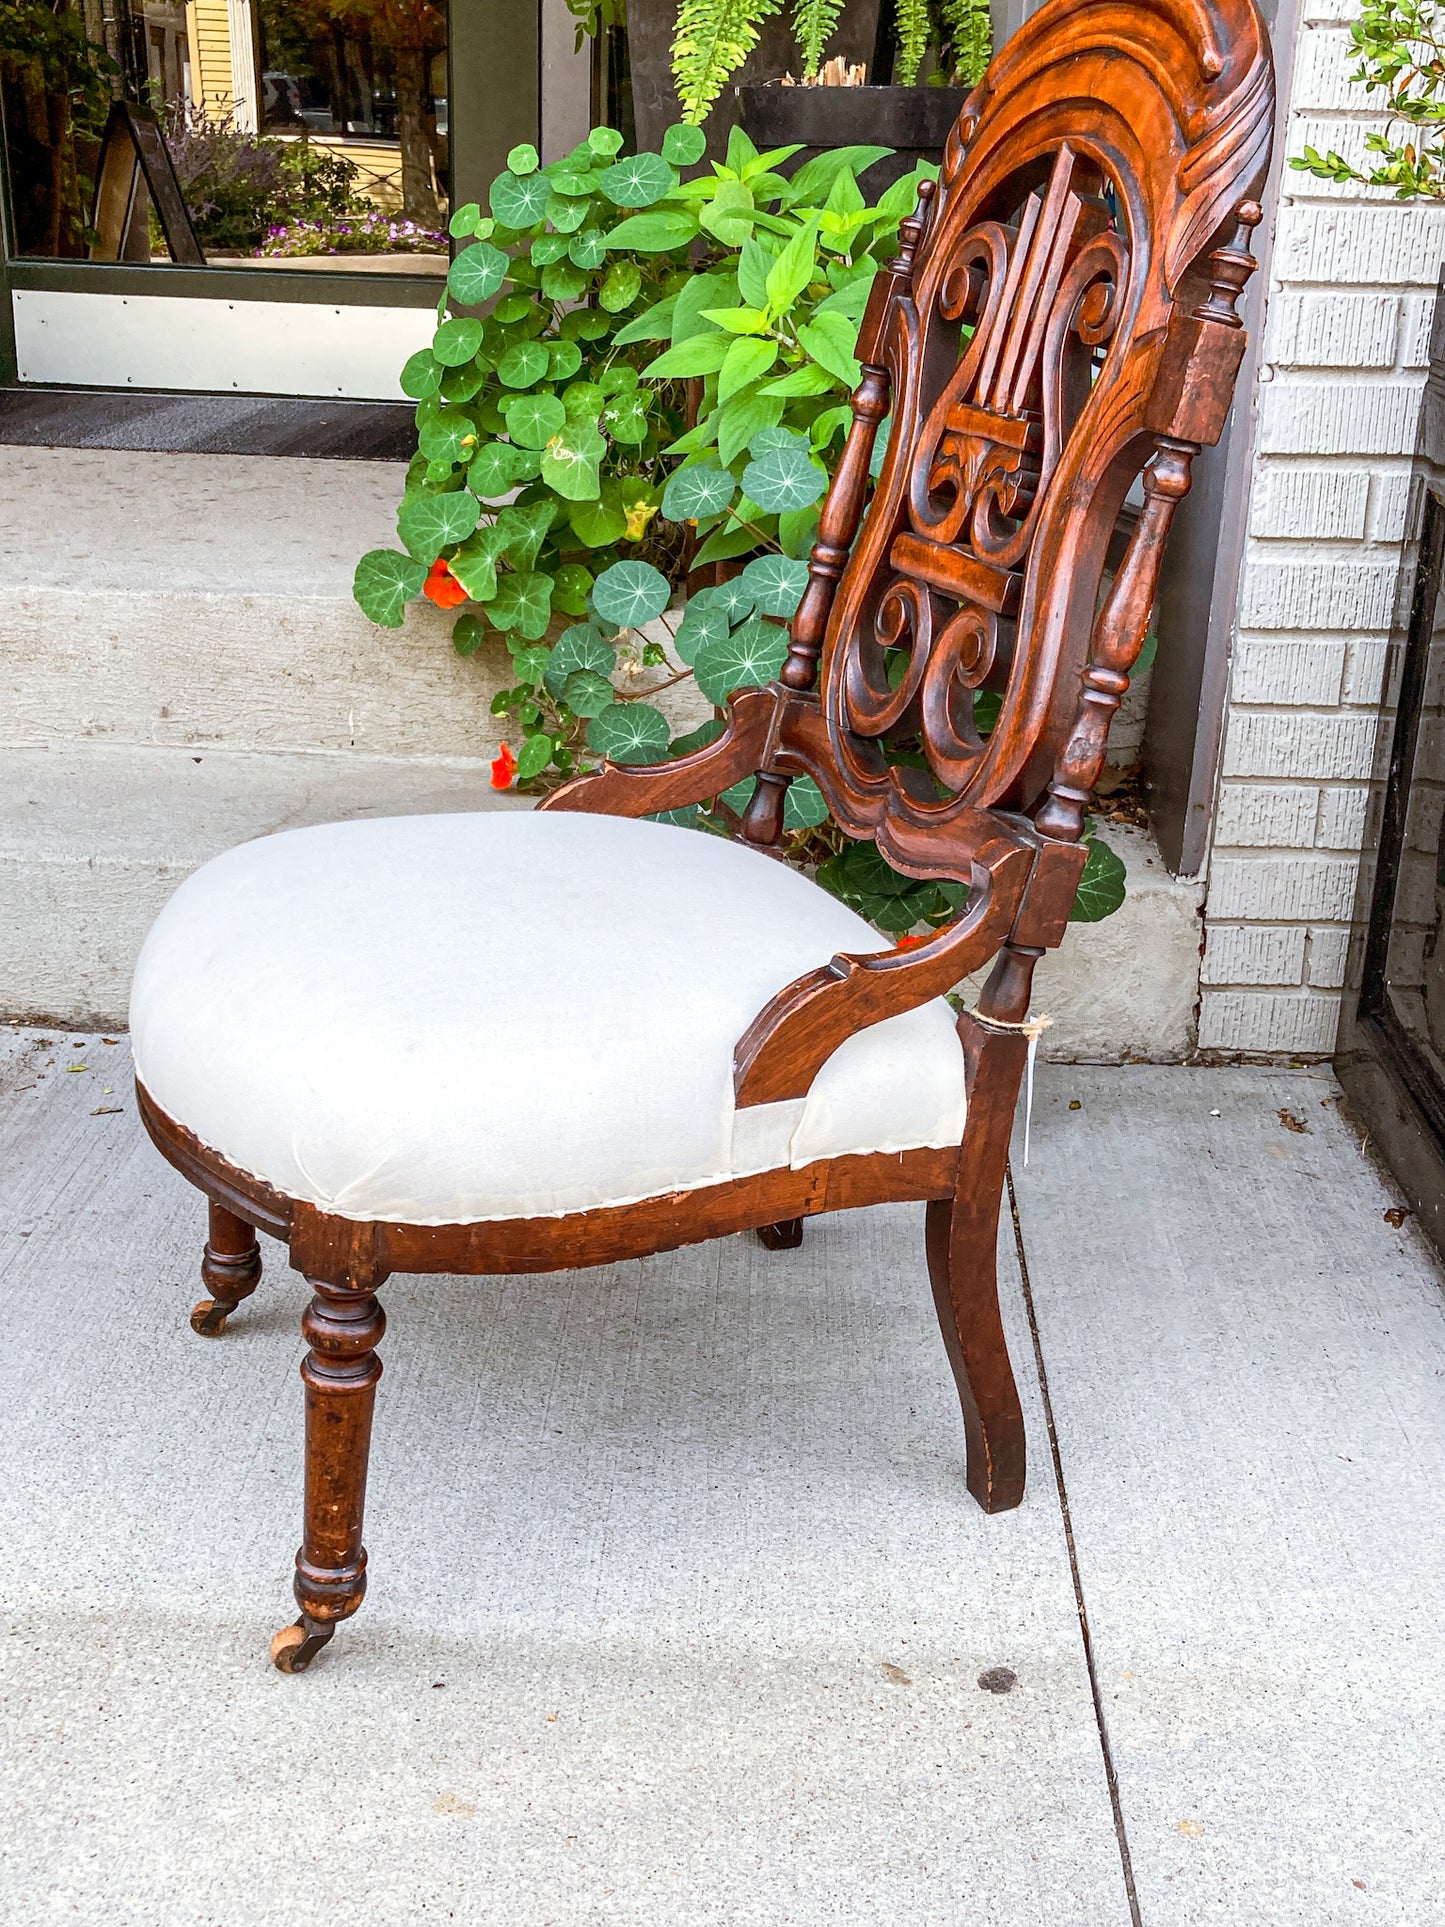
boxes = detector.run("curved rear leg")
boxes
[192,1201,262,1336]
[926,1021,1030,1513]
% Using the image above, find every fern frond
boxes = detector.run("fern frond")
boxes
[935,0,991,84]
[792,0,846,78]
[673,0,783,127]
[894,0,931,86]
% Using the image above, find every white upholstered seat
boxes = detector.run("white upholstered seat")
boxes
[130,811,966,1224]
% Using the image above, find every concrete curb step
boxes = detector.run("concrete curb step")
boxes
[0,743,521,1028]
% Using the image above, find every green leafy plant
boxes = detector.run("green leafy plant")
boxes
[354,124,933,780]
[664,0,992,117]
[1293,0,1445,198]
[354,121,1125,935]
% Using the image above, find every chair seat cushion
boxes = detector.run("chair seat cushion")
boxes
[130,811,966,1224]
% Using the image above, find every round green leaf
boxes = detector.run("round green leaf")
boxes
[439,359,487,403]
[562,378,606,419]
[599,260,642,312]
[592,559,671,628]
[448,201,483,238]
[569,491,629,548]
[692,577,757,623]
[468,441,539,497]
[447,241,509,307]
[550,561,595,616]
[507,142,540,175]
[561,307,614,340]
[546,621,616,695]
[396,489,481,562]
[598,151,678,208]
[515,733,555,781]
[531,233,569,265]
[1070,836,1128,922]
[740,553,810,617]
[782,776,829,830]
[662,123,707,166]
[452,611,486,655]
[562,668,616,718]
[672,599,730,666]
[494,293,535,324]
[568,227,608,269]
[497,340,551,388]
[747,443,824,516]
[489,569,555,639]
[662,462,736,521]
[601,392,649,445]
[541,418,607,501]
[548,166,597,197]
[504,392,568,448]
[400,350,442,400]
[750,425,806,457]
[490,169,551,228]
[546,193,591,232]
[549,339,583,381]
[693,615,789,705]
[354,549,426,628]
[418,408,480,466]
[432,317,484,367]
[541,259,590,303]
[510,642,552,684]
[588,126,624,158]
[601,363,638,395]
[587,702,671,765]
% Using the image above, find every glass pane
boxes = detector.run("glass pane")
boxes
[1,0,448,271]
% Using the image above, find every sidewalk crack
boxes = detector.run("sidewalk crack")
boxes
[1009,1163,1143,1927]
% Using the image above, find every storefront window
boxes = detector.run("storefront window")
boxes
[1,0,449,272]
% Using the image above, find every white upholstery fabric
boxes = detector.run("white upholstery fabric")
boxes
[130,811,966,1224]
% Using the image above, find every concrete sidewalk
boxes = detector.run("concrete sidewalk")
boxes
[0,1034,1441,1924]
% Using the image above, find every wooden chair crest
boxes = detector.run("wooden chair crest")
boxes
[136,0,1274,1672]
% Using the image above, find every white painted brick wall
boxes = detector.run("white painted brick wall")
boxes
[1202,4,1439,1058]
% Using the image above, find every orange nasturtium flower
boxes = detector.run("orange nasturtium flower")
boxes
[894,932,931,950]
[491,742,518,790]
[423,555,468,610]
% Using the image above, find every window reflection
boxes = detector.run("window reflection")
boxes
[0,0,448,270]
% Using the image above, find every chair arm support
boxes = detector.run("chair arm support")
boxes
[733,831,1037,1108]
[538,686,785,820]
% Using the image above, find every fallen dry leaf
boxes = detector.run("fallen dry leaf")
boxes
[1278,1108,1309,1134]
[432,1792,476,1819]
[1383,1206,1411,1228]
[880,1662,911,1685]
[1175,1819,1205,1838]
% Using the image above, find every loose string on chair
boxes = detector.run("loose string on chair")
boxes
[962,1010,1054,1166]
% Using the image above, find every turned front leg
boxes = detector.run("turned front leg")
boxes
[191,1201,262,1336]
[271,1276,385,1673]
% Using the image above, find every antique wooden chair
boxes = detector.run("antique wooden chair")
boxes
[131,0,1273,1671]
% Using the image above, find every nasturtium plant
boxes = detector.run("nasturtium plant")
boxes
[355,119,1127,935]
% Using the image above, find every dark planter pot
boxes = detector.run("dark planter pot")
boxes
[736,84,972,196]
[622,0,884,162]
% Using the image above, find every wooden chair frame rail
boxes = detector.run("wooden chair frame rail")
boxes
[141,0,1275,1673]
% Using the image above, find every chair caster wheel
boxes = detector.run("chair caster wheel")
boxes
[190,1298,230,1336]
[270,1617,333,1674]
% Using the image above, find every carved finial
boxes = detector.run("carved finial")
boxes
[1195,200,1262,328]
[891,177,936,282]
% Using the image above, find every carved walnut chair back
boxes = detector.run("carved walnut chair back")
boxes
[135,0,1274,1672]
